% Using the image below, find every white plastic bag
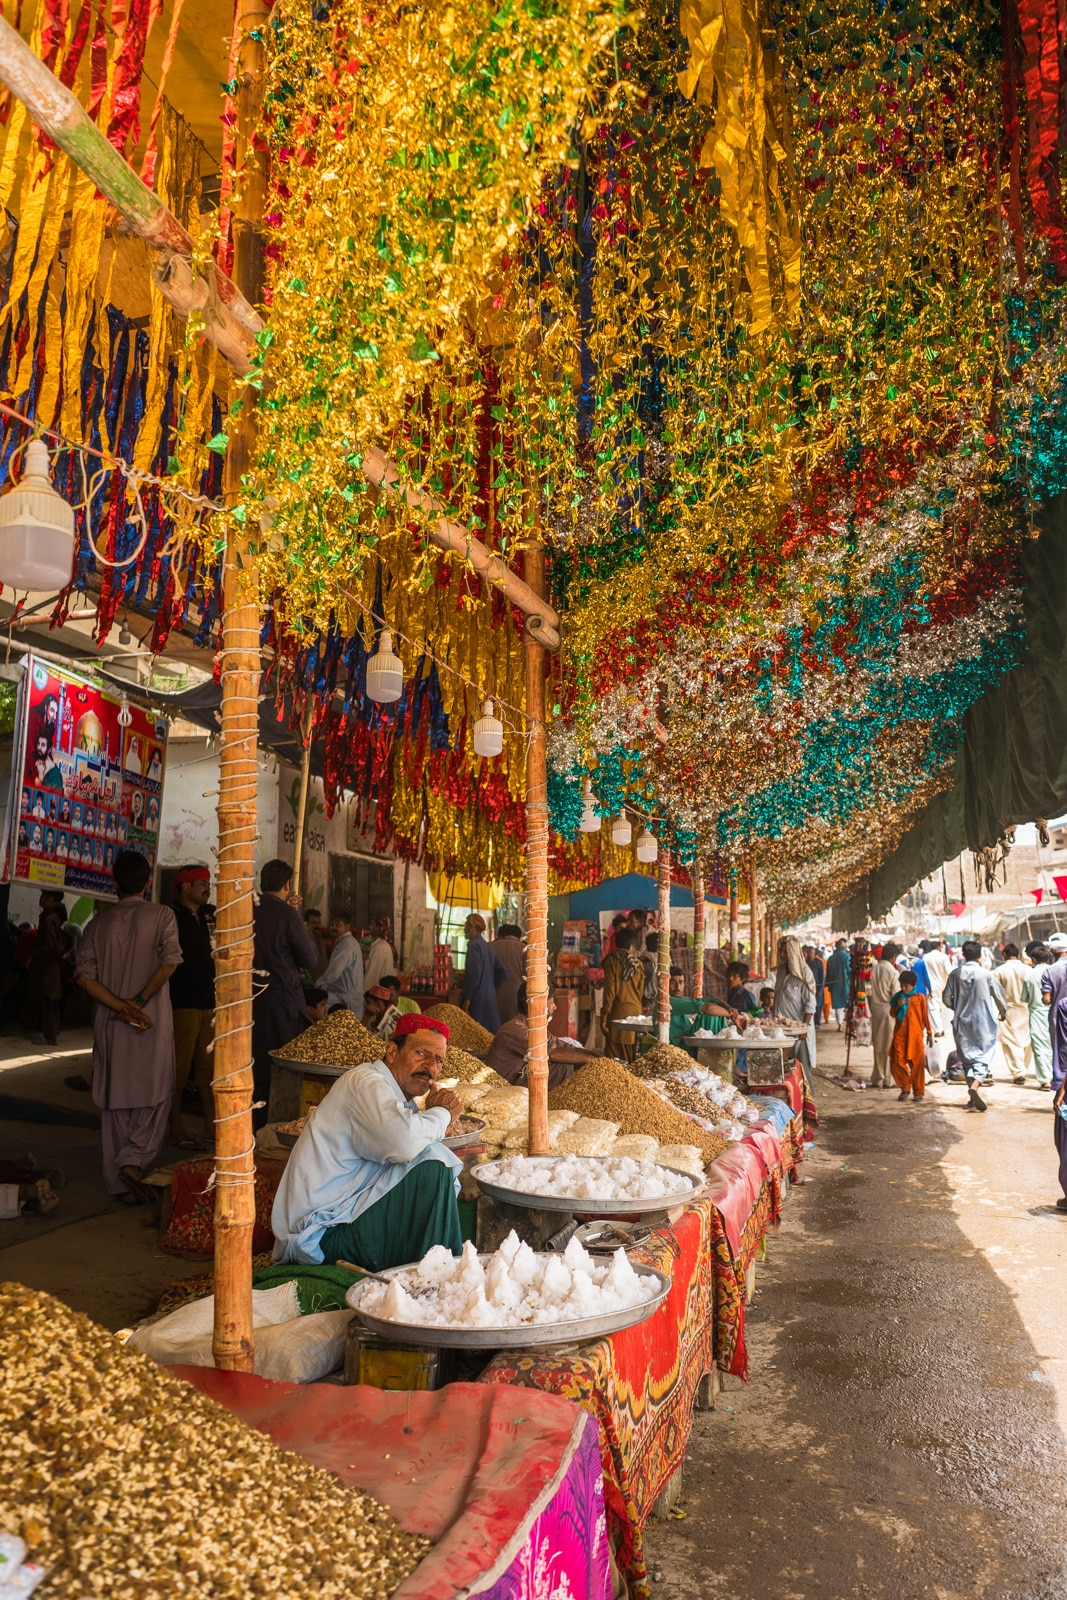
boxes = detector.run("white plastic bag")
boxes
[129,1282,299,1368]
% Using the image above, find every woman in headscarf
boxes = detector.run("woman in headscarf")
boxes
[601,927,648,1062]
[774,935,818,1081]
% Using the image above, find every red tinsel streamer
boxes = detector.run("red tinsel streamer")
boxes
[1016,0,1067,275]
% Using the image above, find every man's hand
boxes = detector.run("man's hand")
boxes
[1054,1081,1066,1112]
[287,893,303,909]
[425,1086,462,1120]
[119,1001,152,1031]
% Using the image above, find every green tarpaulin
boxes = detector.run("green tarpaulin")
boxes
[832,489,1067,929]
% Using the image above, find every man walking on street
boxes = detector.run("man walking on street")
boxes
[167,865,216,1149]
[943,939,1008,1112]
[826,938,850,1029]
[996,943,1033,1085]
[869,942,901,1089]
[75,850,182,1204]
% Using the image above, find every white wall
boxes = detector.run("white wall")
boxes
[157,732,280,891]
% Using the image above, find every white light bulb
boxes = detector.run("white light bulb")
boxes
[611,813,632,847]
[635,828,658,863]
[366,629,403,704]
[472,698,504,758]
[579,778,600,833]
[0,438,75,591]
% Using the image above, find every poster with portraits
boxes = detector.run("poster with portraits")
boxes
[6,656,167,897]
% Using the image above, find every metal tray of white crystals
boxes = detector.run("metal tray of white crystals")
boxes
[471,1156,704,1216]
[346,1259,672,1348]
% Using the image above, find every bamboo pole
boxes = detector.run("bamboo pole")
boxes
[656,847,671,1042]
[363,447,562,649]
[729,871,739,960]
[749,856,758,971]
[523,529,550,1157]
[0,14,261,370]
[290,701,316,902]
[211,0,268,1373]
[692,865,705,998]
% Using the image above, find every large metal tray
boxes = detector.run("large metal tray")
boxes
[471,1156,704,1216]
[269,1052,352,1076]
[345,1260,672,1349]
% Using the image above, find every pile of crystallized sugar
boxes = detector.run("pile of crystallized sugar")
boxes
[478,1153,693,1202]
[361,1233,653,1330]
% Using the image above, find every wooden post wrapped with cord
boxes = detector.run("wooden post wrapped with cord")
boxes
[524,527,550,1157]
[212,0,268,1373]
[749,855,758,975]
[656,846,671,1044]
[692,864,705,999]
[729,869,739,961]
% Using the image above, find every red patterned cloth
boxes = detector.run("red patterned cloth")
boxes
[159,1157,285,1259]
[480,1202,723,1594]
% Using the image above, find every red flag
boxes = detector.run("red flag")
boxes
[1054,876,1067,902]
[1032,888,1044,905]
[950,901,966,917]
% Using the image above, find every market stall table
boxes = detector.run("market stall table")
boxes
[181,1368,613,1600]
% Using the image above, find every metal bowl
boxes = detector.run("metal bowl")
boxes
[276,1127,302,1149]
[442,1116,486,1151]
[471,1156,703,1216]
[345,1260,672,1349]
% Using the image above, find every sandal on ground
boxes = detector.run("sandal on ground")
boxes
[114,1190,144,1208]
[967,1084,987,1112]
[119,1166,156,1206]
[897,1090,909,1101]
[1056,1198,1067,1212]
[64,1074,92,1092]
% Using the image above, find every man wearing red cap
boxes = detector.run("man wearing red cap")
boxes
[167,865,215,1149]
[271,1014,465,1270]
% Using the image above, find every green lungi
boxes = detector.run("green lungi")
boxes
[318,1158,463,1272]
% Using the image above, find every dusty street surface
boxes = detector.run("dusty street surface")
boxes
[645,1029,1067,1600]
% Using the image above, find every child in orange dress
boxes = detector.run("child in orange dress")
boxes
[890,971,933,1101]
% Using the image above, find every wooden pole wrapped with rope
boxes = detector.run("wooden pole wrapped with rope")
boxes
[748,855,758,975]
[211,0,268,1373]
[692,864,705,999]
[656,846,671,1043]
[523,513,550,1157]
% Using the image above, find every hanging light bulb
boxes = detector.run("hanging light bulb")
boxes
[472,698,503,758]
[0,438,75,591]
[118,615,133,646]
[117,692,132,729]
[635,827,658,863]
[611,812,632,847]
[365,629,404,704]
[579,778,600,833]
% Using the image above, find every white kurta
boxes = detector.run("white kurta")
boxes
[868,959,899,1084]
[995,959,1033,1078]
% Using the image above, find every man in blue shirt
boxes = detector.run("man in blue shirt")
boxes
[272,1014,464,1270]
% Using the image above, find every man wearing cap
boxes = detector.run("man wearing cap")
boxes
[1042,933,1067,1211]
[167,865,215,1149]
[271,1014,464,1270]
[362,983,396,1035]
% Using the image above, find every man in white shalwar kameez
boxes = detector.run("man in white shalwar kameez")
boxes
[995,944,1033,1084]
[75,850,182,1203]
[943,940,1007,1112]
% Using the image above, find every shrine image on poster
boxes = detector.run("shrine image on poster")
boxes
[11,657,167,896]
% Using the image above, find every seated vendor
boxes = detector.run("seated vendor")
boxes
[271,1014,464,1272]
[656,968,750,1044]
[726,961,758,1015]
[485,980,593,1088]
[303,985,329,1024]
[755,986,776,1016]
[362,982,396,1035]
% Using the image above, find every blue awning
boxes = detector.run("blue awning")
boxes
[565,871,724,917]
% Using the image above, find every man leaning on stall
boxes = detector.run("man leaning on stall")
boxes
[271,1014,464,1272]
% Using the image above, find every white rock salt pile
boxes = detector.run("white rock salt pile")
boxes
[358,1231,656,1330]
[477,1153,693,1202]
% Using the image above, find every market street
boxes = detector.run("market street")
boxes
[645,1030,1067,1599]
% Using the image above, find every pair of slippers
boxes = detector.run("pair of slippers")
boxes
[117,1166,160,1209]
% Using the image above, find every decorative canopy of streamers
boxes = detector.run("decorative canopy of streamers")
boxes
[3,0,1067,912]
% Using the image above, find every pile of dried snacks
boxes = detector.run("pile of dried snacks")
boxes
[548,1059,727,1162]
[633,1041,702,1077]
[654,1077,728,1126]
[444,1046,504,1084]
[0,1283,428,1599]
[426,1004,493,1053]
[278,1010,383,1068]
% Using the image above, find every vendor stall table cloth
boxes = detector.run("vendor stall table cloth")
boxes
[160,1156,285,1258]
[179,1368,611,1600]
